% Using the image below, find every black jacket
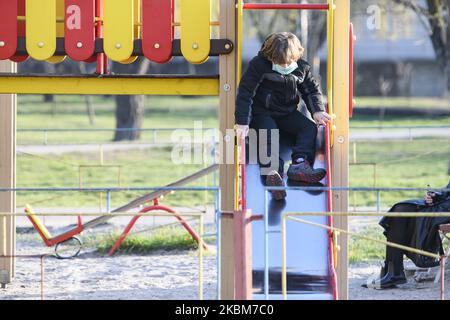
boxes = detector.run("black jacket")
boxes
[380,182,450,268]
[235,51,325,125]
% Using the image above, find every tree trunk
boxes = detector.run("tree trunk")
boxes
[395,0,449,95]
[114,95,145,141]
[112,58,151,141]
[78,62,96,125]
[43,94,54,103]
[43,63,55,103]
[425,0,449,96]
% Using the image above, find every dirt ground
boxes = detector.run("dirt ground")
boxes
[1,241,448,300]
[1,214,448,300]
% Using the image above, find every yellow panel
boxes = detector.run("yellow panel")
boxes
[120,56,139,64]
[120,0,140,64]
[104,0,134,62]
[327,0,335,145]
[26,0,57,61]
[133,0,141,39]
[25,205,52,240]
[237,0,243,84]
[180,0,211,64]
[47,0,66,64]
[0,76,220,96]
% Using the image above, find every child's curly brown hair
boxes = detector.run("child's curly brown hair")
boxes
[260,32,304,65]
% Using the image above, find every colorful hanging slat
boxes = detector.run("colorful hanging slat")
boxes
[141,0,174,64]
[0,0,18,60]
[10,0,28,62]
[47,0,67,63]
[64,0,95,61]
[103,0,134,62]
[26,0,57,61]
[180,0,211,64]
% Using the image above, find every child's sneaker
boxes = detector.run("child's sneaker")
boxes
[265,171,287,201]
[287,160,326,183]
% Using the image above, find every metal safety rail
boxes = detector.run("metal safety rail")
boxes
[18,127,218,145]
[282,211,450,301]
[258,186,450,300]
[237,0,336,139]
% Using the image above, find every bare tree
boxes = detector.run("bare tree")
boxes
[78,62,96,125]
[394,0,450,95]
[112,58,151,141]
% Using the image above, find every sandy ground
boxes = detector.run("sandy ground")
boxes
[2,240,449,300]
[1,216,449,300]
[1,244,218,300]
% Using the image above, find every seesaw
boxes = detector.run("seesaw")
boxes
[25,164,218,258]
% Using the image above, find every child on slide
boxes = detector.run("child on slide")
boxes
[235,32,331,201]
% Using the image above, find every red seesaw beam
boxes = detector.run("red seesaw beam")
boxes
[243,3,329,10]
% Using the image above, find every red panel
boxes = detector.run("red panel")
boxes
[0,0,18,60]
[65,0,95,61]
[142,0,173,64]
[10,0,28,62]
[349,23,354,119]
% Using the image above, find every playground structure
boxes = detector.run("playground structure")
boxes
[0,0,351,299]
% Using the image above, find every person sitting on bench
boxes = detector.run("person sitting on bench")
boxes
[367,181,450,289]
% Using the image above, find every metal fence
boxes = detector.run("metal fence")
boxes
[17,125,450,145]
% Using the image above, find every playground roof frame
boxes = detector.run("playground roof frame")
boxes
[0,74,220,95]
[242,3,330,10]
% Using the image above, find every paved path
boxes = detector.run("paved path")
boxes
[350,127,450,141]
[16,128,450,155]
[18,143,158,155]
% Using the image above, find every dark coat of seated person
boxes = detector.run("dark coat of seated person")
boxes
[366,181,450,289]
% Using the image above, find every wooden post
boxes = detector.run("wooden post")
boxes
[219,0,237,300]
[0,60,16,287]
[331,0,350,300]
[233,210,252,299]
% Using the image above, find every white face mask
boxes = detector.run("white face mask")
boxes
[272,61,298,75]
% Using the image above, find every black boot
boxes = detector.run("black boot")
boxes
[368,261,407,289]
[364,255,408,289]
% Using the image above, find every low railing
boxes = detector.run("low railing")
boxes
[0,185,221,300]
[282,211,450,301]
[261,186,450,300]
[0,210,212,300]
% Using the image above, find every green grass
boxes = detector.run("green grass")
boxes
[349,225,385,263]
[356,97,449,109]
[15,95,450,261]
[17,95,450,209]
[349,138,450,208]
[17,95,450,145]
[17,146,217,208]
[92,226,200,254]
[18,95,219,145]
[350,114,450,127]
[17,138,449,209]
